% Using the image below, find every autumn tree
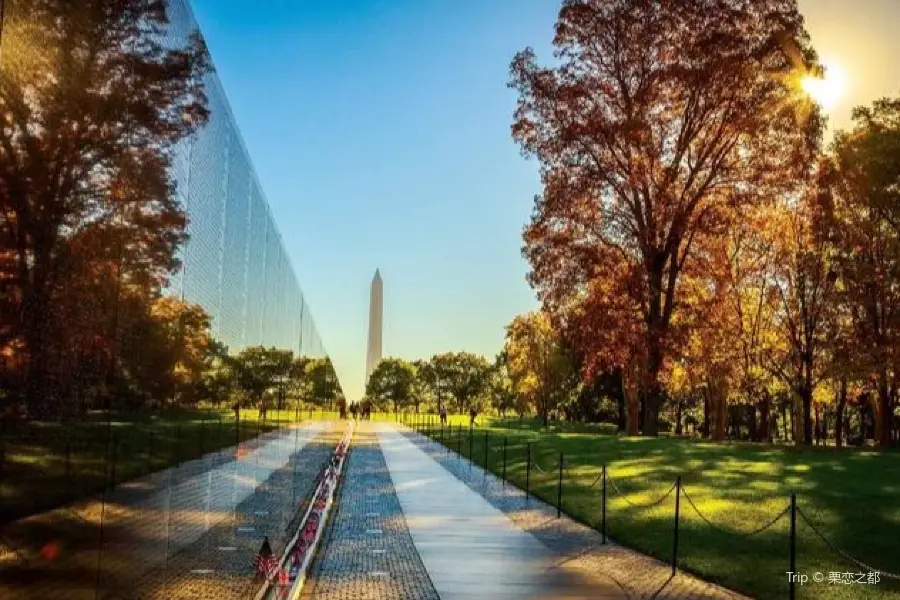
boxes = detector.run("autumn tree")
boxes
[115,296,212,408]
[511,0,822,435]
[505,311,577,426]
[0,0,209,417]
[717,206,782,441]
[366,357,417,413]
[825,98,900,448]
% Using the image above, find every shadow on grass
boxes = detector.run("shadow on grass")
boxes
[421,421,900,600]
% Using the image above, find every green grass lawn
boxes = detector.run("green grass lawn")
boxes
[416,416,900,600]
[0,408,304,523]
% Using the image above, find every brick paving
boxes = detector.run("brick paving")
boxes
[0,423,332,600]
[301,424,439,600]
[402,427,751,600]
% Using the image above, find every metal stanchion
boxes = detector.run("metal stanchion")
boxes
[502,437,507,485]
[557,453,563,518]
[789,492,796,600]
[601,465,607,544]
[525,442,531,500]
[672,475,682,577]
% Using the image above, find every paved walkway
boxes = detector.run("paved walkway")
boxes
[303,422,623,600]
[0,422,328,600]
[401,426,750,600]
[301,428,438,600]
[378,424,620,600]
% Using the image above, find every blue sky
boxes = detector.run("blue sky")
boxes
[189,0,559,400]
[190,0,900,401]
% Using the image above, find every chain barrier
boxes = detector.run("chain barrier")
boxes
[680,486,790,537]
[562,464,604,489]
[532,459,549,474]
[797,506,900,581]
[606,472,676,508]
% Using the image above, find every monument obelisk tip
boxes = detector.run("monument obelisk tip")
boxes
[366,269,383,384]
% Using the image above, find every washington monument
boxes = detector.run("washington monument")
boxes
[366,269,383,383]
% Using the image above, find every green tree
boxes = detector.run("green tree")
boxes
[195,340,237,408]
[306,357,341,408]
[232,346,293,413]
[487,350,519,417]
[427,352,492,414]
[366,357,417,413]
[289,356,313,406]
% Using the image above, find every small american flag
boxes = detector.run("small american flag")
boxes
[254,536,278,578]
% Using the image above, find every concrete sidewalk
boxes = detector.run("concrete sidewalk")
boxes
[377,423,623,600]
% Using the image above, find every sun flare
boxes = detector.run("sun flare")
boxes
[801,59,848,110]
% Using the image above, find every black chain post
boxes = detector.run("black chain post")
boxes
[672,475,682,577]
[790,492,797,600]
[109,435,119,491]
[526,442,531,500]
[174,424,181,467]
[468,425,473,467]
[502,437,507,485]
[147,431,154,475]
[65,435,72,485]
[199,417,205,456]
[484,430,489,470]
[601,465,607,544]
[557,453,564,518]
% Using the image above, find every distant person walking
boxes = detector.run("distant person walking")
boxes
[469,407,477,427]
[258,399,268,422]
[440,407,447,425]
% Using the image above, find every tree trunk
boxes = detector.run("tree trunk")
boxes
[616,388,626,432]
[640,345,664,437]
[876,379,892,448]
[23,275,53,418]
[623,367,639,436]
[641,387,661,437]
[781,401,788,440]
[800,385,813,446]
[675,399,683,436]
[711,383,727,442]
[814,402,821,445]
[702,392,710,438]
[758,395,770,442]
[834,389,845,447]
[748,404,758,442]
